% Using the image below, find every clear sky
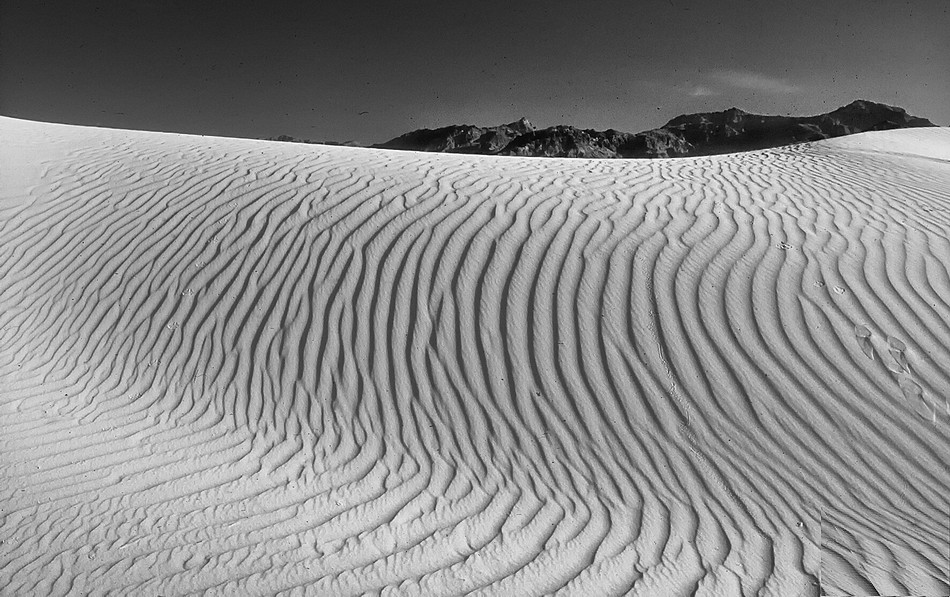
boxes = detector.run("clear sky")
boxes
[1,0,947,144]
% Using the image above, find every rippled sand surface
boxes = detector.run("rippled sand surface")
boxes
[1,117,948,596]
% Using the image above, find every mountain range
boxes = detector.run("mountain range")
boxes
[270,100,937,158]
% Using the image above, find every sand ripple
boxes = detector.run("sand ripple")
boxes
[1,117,948,596]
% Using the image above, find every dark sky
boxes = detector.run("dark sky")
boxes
[2,0,947,144]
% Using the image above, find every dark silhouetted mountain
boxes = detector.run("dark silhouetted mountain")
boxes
[373,117,535,153]
[499,126,623,158]
[651,100,936,156]
[370,100,936,158]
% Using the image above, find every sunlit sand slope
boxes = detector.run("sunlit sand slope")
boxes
[1,116,948,596]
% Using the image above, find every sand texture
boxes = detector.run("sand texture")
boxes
[1,116,948,596]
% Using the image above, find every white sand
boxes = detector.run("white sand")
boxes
[1,116,948,596]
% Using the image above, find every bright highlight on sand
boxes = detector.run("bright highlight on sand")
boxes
[0,117,948,596]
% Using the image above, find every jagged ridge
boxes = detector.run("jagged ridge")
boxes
[372,117,535,154]
[371,100,936,158]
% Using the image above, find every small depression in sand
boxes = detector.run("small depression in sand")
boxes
[1,117,948,596]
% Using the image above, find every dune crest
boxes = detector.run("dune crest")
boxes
[1,117,948,596]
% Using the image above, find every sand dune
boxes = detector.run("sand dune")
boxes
[1,116,948,596]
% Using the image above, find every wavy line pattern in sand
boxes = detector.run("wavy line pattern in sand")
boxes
[0,117,948,596]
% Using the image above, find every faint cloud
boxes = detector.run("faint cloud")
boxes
[710,69,799,94]
[689,85,718,97]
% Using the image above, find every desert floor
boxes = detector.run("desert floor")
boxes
[1,117,948,596]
